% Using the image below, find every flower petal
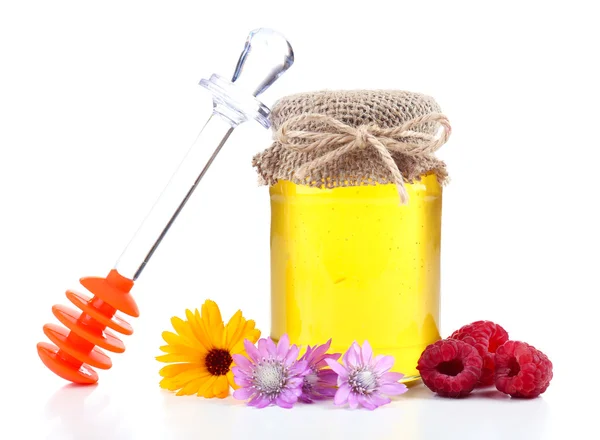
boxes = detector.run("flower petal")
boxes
[244,339,261,363]
[347,391,359,409]
[357,394,377,410]
[229,322,261,354]
[161,330,186,347]
[291,385,303,397]
[369,393,392,408]
[247,394,263,407]
[160,373,208,392]
[254,396,271,409]
[169,317,203,349]
[309,339,332,363]
[155,353,201,363]
[202,300,222,326]
[342,345,352,367]
[381,372,404,383]
[231,365,250,378]
[334,383,351,406]
[157,342,204,358]
[298,394,313,403]
[328,352,342,361]
[164,369,211,390]
[211,375,230,398]
[300,345,313,363]
[325,359,349,380]
[314,353,341,369]
[246,322,261,343]
[199,375,220,398]
[215,388,229,399]
[315,385,337,397]
[284,344,300,367]
[176,376,208,396]
[224,310,242,348]
[185,309,211,351]
[277,334,290,359]
[346,344,360,367]
[227,370,240,390]
[379,382,408,396]
[231,367,252,387]
[158,362,205,378]
[361,340,373,365]
[232,354,253,372]
[374,355,395,374]
[275,396,294,409]
[286,377,304,389]
[195,308,216,350]
[266,337,278,356]
[201,300,225,347]
[289,360,309,377]
[159,377,178,391]
[280,388,299,404]
[317,368,339,386]
[233,376,252,388]
[258,338,269,359]
[233,386,255,400]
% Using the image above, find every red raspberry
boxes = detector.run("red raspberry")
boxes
[417,339,483,398]
[449,320,509,386]
[494,341,553,398]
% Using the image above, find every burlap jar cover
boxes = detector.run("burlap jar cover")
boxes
[252,90,451,203]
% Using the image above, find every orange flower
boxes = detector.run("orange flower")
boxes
[156,300,260,398]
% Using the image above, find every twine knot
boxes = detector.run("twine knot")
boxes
[354,125,371,149]
[274,112,451,204]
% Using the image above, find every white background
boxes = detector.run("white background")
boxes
[1,1,598,439]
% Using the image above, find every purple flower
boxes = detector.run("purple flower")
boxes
[298,339,341,403]
[325,340,408,410]
[232,334,309,409]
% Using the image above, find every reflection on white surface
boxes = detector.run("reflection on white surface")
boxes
[32,378,555,440]
[9,354,563,440]
[5,336,562,440]
[151,383,552,440]
[409,386,551,439]
[44,384,131,440]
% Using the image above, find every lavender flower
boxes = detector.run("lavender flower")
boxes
[325,340,408,410]
[298,339,341,403]
[232,334,309,409]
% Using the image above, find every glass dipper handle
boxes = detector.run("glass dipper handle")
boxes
[201,28,294,128]
[232,28,295,97]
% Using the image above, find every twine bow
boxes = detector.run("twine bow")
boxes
[275,112,451,204]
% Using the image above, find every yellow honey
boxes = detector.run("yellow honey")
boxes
[269,174,442,381]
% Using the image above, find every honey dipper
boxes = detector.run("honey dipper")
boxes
[37,28,294,384]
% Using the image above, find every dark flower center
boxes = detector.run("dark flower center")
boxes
[205,349,233,376]
[507,357,521,377]
[436,359,464,377]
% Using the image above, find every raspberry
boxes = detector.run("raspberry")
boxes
[449,320,509,386]
[494,341,553,398]
[417,339,483,398]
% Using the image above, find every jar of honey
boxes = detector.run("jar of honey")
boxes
[253,90,451,382]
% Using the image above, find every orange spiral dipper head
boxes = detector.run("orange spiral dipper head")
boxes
[37,29,294,385]
[37,270,138,384]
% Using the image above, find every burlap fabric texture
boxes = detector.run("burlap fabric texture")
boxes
[252,90,451,204]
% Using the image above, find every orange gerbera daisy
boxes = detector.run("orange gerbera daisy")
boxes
[156,300,261,398]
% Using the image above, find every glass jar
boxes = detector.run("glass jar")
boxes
[269,173,442,382]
